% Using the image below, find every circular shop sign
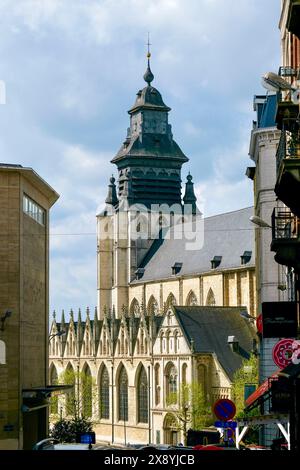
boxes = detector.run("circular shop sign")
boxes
[272,339,294,369]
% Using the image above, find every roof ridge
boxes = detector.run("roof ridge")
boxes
[203,206,253,221]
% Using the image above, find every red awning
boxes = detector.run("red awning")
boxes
[245,371,280,408]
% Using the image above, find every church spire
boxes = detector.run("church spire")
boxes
[183,173,197,215]
[143,33,154,86]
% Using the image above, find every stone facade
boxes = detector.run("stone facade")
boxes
[49,305,253,446]
[0,165,58,450]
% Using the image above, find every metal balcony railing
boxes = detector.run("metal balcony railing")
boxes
[278,66,298,78]
[276,122,300,172]
[272,207,299,240]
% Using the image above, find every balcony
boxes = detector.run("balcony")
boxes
[271,207,300,269]
[287,0,300,39]
[275,122,300,216]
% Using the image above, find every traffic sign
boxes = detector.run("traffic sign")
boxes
[213,399,236,421]
[214,420,237,429]
[272,339,294,369]
[256,314,263,334]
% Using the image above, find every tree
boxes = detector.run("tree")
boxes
[166,382,213,445]
[59,368,97,421]
[50,417,93,443]
[231,354,259,419]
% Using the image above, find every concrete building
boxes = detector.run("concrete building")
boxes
[0,164,59,450]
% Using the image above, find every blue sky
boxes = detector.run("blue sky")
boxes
[0,0,281,315]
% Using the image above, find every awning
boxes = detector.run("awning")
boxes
[22,385,73,399]
[22,385,73,413]
[245,371,280,410]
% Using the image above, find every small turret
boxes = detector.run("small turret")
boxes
[183,173,198,215]
[105,175,118,206]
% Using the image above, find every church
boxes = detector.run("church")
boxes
[49,54,257,445]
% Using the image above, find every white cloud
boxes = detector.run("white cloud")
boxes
[0,0,281,312]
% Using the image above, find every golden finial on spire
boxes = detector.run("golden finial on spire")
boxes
[147,32,151,59]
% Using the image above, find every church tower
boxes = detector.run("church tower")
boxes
[97,51,193,318]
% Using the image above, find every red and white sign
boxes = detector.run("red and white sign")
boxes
[272,339,294,369]
[256,314,263,334]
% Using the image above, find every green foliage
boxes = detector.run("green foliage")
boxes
[231,354,259,419]
[59,368,97,420]
[50,418,93,443]
[166,382,213,444]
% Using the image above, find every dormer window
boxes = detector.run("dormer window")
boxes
[135,268,145,280]
[211,256,222,269]
[172,262,182,275]
[241,251,252,265]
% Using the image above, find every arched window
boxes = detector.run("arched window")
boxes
[166,330,170,354]
[99,366,109,419]
[118,365,128,421]
[65,364,76,417]
[174,330,179,354]
[147,295,159,316]
[206,288,216,306]
[155,363,160,406]
[182,363,187,385]
[165,363,177,404]
[186,290,198,306]
[137,367,148,423]
[160,332,164,354]
[82,364,93,418]
[130,298,140,317]
[165,293,177,312]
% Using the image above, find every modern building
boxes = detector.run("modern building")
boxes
[0,164,59,450]
[50,58,258,445]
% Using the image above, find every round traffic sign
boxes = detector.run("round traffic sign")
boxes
[213,399,236,421]
[272,339,294,369]
[256,314,263,334]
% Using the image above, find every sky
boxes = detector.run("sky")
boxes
[0,0,281,315]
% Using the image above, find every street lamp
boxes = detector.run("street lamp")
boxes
[48,330,66,342]
[0,310,12,331]
[182,403,191,446]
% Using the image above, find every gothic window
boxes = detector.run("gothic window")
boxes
[165,363,178,404]
[182,363,187,385]
[174,330,179,353]
[160,332,164,353]
[82,364,92,418]
[121,330,125,355]
[118,365,128,421]
[55,343,58,356]
[165,293,176,312]
[140,330,144,354]
[73,340,76,356]
[137,367,148,423]
[206,288,216,306]
[130,298,140,317]
[155,363,161,406]
[147,295,159,316]
[99,367,109,419]
[186,290,198,306]
[166,330,171,354]
[65,364,76,416]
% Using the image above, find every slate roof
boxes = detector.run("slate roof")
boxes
[258,94,277,128]
[133,206,255,283]
[173,306,256,381]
